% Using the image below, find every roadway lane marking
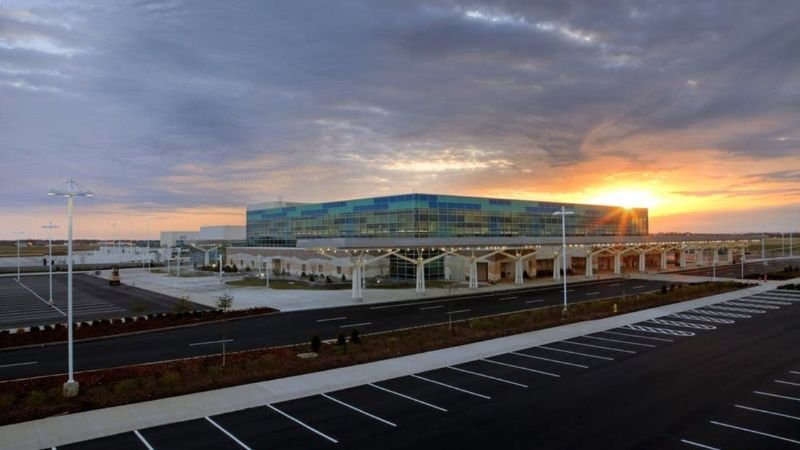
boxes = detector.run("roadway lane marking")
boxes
[420,305,444,310]
[0,361,38,368]
[632,285,645,289]
[754,390,800,402]
[368,383,448,412]
[498,296,517,301]
[679,439,720,450]
[316,316,347,322]
[600,330,674,342]
[791,371,800,375]
[447,366,528,388]
[709,420,800,445]
[561,340,636,354]
[205,416,253,450]
[189,339,234,347]
[370,302,424,310]
[584,292,600,296]
[538,345,614,361]
[525,299,544,304]
[481,358,560,378]
[411,374,491,399]
[559,289,575,293]
[608,284,620,287]
[734,404,800,421]
[510,352,588,368]
[321,393,397,427]
[775,379,800,387]
[581,335,656,348]
[448,309,471,315]
[339,322,372,328]
[134,430,155,450]
[266,404,338,443]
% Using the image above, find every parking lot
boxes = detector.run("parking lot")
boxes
[0,274,204,329]
[54,288,800,450]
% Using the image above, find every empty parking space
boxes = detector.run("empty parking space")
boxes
[138,418,241,450]
[211,406,332,450]
[58,431,145,450]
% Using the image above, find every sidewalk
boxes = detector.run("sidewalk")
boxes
[0,281,784,450]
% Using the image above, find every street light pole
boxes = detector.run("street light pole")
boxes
[13,229,23,282]
[41,222,59,304]
[48,179,93,398]
[553,206,575,312]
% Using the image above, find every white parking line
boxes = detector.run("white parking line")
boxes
[339,322,372,328]
[710,420,800,445]
[561,340,636,354]
[632,285,645,289]
[582,335,655,348]
[680,439,720,450]
[775,379,800,387]
[608,283,620,287]
[134,430,155,450]
[691,309,751,319]
[734,404,800,421]
[481,358,560,378]
[368,383,448,412]
[601,330,674,343]
[742,298,792,306]
[725,301,778,310]
[411,374,491,399]
[525,299,544,304]
[670,314,735,324]
[510,351,588,368]
[0,361,38,369]
[646,319,716,330]
[448,309,471,315]
[316,316,347,322]
[754,390,800,402]
[791,370,800,375]
[704,305,766,314]
[267,404,338,443]
[448,366,528,388]
[420,305,444,310]
[539,345,614,361]
[585,292,600,296]
[498,296,517,301]
[205,416,253,450]
[321,393,397,427]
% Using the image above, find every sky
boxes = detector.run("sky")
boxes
[1,0,799,240]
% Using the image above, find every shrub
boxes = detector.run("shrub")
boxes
[113,378,139,395]
[661,285,668,294]
[25,390,47,407]
[308,274,315,282]
[336,333,347,346]
[326,275,332,283]
[350,329,361,344]
[341,274,347,282]
[158,371,181,388]
[0,394,15,409]
[310,334,321,353]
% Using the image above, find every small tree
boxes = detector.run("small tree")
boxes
[217,293,234,312]
[310,334,321,353]
[173,295,193,313]
[661,285,668,294]
[336,333,347,347]
[350,329,361,344]
[326,275,332,283]
[341,274,346,282]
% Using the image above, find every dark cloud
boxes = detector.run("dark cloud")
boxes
[1,0,799,233]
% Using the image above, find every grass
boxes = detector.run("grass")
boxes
[0,281,749,425]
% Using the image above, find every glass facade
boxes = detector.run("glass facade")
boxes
[246,193,648,246]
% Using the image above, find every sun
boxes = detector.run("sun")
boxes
[591,188,660,209]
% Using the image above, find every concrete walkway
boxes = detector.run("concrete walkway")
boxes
[0,280,786,450]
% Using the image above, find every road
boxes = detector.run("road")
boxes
[0,278,674,380]
[676,258,800,279]
[55,288,800,449]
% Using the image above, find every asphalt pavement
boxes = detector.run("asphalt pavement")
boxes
[15,285,799,449]
[0,278,676,380]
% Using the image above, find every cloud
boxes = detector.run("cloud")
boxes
[1,0,800,237]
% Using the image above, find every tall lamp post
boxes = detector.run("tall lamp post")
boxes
[48,179,94,398]
[553,206,575,312]
[13,229,23,281]
[41,222,59,304]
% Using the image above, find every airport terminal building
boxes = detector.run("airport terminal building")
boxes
[229,193,751,298]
